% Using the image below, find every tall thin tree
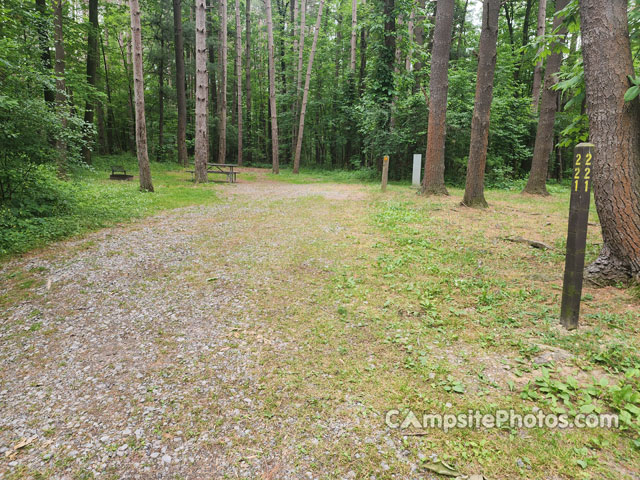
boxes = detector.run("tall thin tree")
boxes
[235,0,243,165]
[129,0,154,191]
[266,0,279,173]
[350,0,357,72]
[420,0,455,195]
[522,0,569,195]
[52,0,67,173]
[173,0,188,166]
[294,0,306,142]
[36,0,55,105]
[194,0,209,182]
[245,0,252,164]
[461,0,500,208]
[218,0,228,164]
[581,0,640,284]
[82,0,99,163]
[531,0,547,112]
[293,0,324,174]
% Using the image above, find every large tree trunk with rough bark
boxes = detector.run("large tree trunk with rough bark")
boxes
[194,0,208,182]
[245,0,252,164]
[266,0,279,173]
[82,0,99,163]
[52,0,67,173]
[531,0,547,112]
[461,0,500,208]
[420,0,454,195]
[580,0,640,285]
[235,0,243,165]
[129,0,154,191]
[173,0,188,166]
[522,0,569,195]
[293,0,324,174]
[218,0,228,164]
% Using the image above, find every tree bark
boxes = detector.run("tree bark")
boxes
[100,32,115,153]
[218,0,228,164]
[52,0,67,173]
[522,0,569,195]
[420,0,454,195]
[172,0,188,166]
[129,0,154,191]
[461,0,500,208]
[36,0,55,105]
[294,0,306,142]
[350,0,357,72]
[245,0,252,163]
[194,0,208,182]
[405,8,415,71]
[358,0,367,94]
[266,0,279,173]
[531,0,547,112]
[456,0,469,59]
[293,0,324,174]
[157,36,165,161]
[235,0,243,165]
[82,0,99,163]
[580,0,640,285]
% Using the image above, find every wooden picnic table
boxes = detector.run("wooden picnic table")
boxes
[186,163,239,183]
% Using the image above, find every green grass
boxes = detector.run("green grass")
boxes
[0,154,218,257]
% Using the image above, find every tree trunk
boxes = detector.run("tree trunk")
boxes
[194,0,208,182]
[456,0,469,59]
[266,0,279,173]
[82,0,99,163]
[235,0,243,165]
[531,0,547,112]
[420,0,454,195]
[350,0,357,72]
[173,0,188,166]
[522,0,569,195]
[52,0,67,173]
[100,32,115,154]
[358,0,367,94]
[157,37,165,161]
[129,0,154,191]
[580,0,640,285]
[36,0,55,105]
[218,0,228,164]
[294,0,306,143]
[245,0,252,163]
[461,0,500,208]
[293,0,324,174]
[117,34,137,153]
[405,8,415,71]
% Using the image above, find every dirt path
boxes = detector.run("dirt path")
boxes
[0,173,388,479]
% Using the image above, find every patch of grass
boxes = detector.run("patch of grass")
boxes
[0,154,218,257]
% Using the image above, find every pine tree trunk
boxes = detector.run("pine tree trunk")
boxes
[266,0,279,173]
[420,0,454,195]
[358,0,367,94]
[245,0,252,163]
[531,0,547,112]
[36,0,55,105]
[194,0,209,182]
[129,0,154,191]
[157,37,165,161]
[173,0,188,166]
[293,0,324,174]
[523,0,569,195]
[350,0,357,72]
[405,8,414,71]
[82,0,99,163]
[218,0,228,164]
[580,0,640,285]
[235,0,243,165]
[52,0,67,174]
[294,0,306,144]
[461,0,500,208]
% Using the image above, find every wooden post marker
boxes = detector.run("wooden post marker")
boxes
[381,155,389,192]
[560,143,594,330]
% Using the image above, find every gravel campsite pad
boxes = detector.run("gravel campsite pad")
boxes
[1,170,639,479]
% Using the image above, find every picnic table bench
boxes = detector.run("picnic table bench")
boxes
[110,165,133,180]
[186,163,238,183]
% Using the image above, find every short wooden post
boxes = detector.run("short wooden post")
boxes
[412,154,422,187]
[381,155,389,192]
[560,143,594,330]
